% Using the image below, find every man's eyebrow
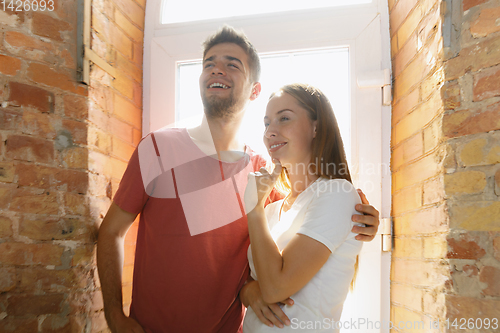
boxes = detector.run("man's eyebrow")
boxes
[263,109,294,119]
[225,56,243,66]
[203,56,215,63]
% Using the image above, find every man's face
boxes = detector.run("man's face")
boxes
[200,43,259,119]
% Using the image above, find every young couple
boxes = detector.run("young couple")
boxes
[97,26,380,333]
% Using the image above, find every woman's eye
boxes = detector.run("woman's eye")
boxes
[229,63,238,68]
[204,64,214,68]
[280,116,289,121]
[264,123,269,128]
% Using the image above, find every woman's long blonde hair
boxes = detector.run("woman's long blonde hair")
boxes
[269,83,358,289]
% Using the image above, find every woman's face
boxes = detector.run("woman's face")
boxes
[264,92,317,169]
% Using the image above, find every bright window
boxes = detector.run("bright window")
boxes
[177,48,350,159]
[162,0,372,24]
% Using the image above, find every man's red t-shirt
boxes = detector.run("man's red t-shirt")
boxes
[113,128,280,332]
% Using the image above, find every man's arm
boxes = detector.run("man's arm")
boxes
[97,203,145,333]
[239,277,293,328]
[352,189,380,242]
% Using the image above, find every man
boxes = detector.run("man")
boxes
[97,26,380,333]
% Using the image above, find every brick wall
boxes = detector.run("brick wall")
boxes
[442,0,500,328]
[90,0,144,322]
[390,0,500,331]
[0,0,144,331]
[390,0,450,330]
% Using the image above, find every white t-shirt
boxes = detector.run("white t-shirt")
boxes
[243,178,363,332]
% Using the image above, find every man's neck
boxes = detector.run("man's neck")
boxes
[187,113,246,161]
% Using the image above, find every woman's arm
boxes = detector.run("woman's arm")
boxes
[239,277,293,328]
[247,207,331,304]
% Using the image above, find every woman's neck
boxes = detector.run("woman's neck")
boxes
[286,166,319,199]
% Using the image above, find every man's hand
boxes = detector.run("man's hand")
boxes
[109,312,145,333]
[352,189,380,242]
[240,280,293,328]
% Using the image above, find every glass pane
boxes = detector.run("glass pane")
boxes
[162,0,372,24]
[177,48,351,162]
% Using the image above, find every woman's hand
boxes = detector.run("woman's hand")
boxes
[244,160,282,213]
[240,280,293,328]
[352,189,380,242]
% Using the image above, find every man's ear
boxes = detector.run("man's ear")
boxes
[250,82,262,101]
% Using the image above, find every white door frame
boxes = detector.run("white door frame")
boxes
[143,1,392,332]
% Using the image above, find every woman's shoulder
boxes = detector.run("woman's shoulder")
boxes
[313,178,357,194]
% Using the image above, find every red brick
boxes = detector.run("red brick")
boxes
[0,108,23,130]
[16,163,53,188]
[133,41,143,68]
[0,184,16,209]
[20,217,89,241]
[10,189,59,214]
[109,116,133,144]
[41,314,70,333]
[72,245,95,266]
[0,216,13,238]
[64,192,89,216]
[89,81,113,113]
[62,147,88,169]
[62,119,88,145]
[470,7,500,38]
[64,94,88,120]
[27,62,87,95]
[60,48,76,69]
[21,110,58,139]
[18,267,88,293]
[443,80,461,110]
[0,54,21,76]
[392,88,419,125]
[445,37,500,80]
[31,12,72,42]
[116,52,142,83]
[0,4,26,26]
[132,78,142,107]
[6,134,54,163]
[390,0,419,36]
[443,102,500,138]
[0,267,15,292]
[115,9,144,43]
[494,236,500,261]
[112,136,135,161]
[447,295,500,320]
[0,242,64,265]
[112,0,146,29]
[0,162,15,183]
[463,0,487,11]
[93,11,133,59]
[133,128,142,146]
[3,31,55,63]
[447,235,486,259]
[54,169,88,193]
[473,64,500,101]
[479,266,500,296]
[113,93,141,127]
[0,317,38,333]
[8,82,54,112]
[7,294,65,316]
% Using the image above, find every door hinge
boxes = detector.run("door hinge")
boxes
[357,68,392,106]
[380,217,392,252]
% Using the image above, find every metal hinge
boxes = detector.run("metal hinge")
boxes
[380,217,392,252]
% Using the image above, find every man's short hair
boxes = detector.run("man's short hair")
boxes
[202,25,261,83]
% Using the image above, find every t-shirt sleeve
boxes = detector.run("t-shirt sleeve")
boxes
[113,146,150,215]
[297,180,361,253]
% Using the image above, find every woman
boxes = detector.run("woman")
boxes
[243,83,363,332]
